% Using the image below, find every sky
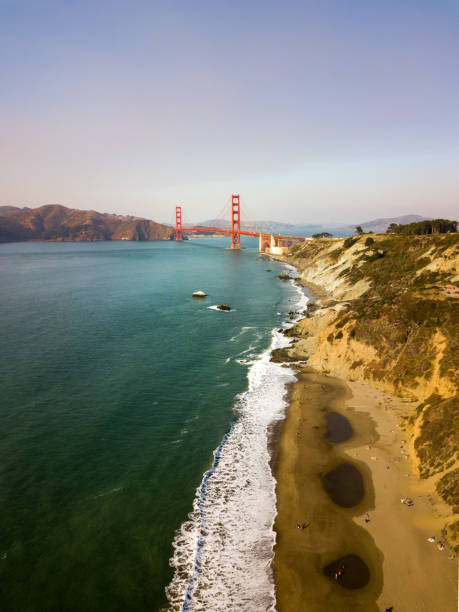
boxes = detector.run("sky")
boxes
[1,0,458,225]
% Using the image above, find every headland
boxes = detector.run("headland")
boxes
[0,204,173,242]
[272,232,458,611]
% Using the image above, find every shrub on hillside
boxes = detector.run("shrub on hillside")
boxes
[343,237,358,249]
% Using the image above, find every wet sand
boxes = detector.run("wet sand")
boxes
[273,369,458,612]
[326,411,353,443]
[323,462,365,508]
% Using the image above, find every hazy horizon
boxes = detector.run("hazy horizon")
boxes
[0,202,439,228]
[1,0,458,224]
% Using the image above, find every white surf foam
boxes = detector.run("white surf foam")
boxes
[234,358,256,366]
[237,344,257,357]
[208,305,235,312]
[166,271,308,611]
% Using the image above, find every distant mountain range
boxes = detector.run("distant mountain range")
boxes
[197,219,328,236]
[198,215,437,235]
[0,205,173,243]
[197,218,307,233]
[0,205,439,244]
[339,214,432,233]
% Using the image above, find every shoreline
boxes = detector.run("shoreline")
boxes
[166,263,308,610]
[267,382,295,476]
[272,273,458,611]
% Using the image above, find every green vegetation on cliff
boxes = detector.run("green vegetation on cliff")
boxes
[387,218,457,235]
[290,233,458,391]
[331,234,459,390]
[414,394,458,479]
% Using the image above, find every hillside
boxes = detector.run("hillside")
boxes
[0,205,174,243]
[339,214,431,233]
[278,233,459,548]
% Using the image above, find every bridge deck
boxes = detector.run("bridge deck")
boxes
[183,226,307,241]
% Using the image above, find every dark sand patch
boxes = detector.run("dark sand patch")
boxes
[323,462,365,508]
[326,411,353,442]
[323,554,370,589]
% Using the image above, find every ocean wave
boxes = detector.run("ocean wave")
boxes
[91,486,123,500]
[237,344,256,357]
[228,326,257,342]
[166,272,308,611]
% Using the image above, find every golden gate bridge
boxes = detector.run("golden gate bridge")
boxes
[174,194,309,254]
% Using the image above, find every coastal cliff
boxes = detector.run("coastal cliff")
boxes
[277,233,459,549]
[0,204,174,242]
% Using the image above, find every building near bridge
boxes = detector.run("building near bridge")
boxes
[259,233,310,255]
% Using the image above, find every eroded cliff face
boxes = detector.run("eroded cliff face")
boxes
[278,232,459,548]
[0,205,174,242]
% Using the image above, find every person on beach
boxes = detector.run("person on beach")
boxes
[334,566,344,580]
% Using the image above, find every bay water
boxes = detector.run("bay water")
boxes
[0,237,304,611]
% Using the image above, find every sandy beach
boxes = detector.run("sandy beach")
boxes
[273,368,458,611]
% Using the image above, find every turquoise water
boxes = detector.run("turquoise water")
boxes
[0,238,299,611]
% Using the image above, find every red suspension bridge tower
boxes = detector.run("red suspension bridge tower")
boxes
[175,205,183,241]
[230,194,241,249]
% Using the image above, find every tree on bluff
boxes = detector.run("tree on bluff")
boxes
[312,232,333,239]
[387,219,457,235]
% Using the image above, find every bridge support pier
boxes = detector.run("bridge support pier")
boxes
[175,206,183,240]
[230,194,241,249]
[259,233,270,253]
[258,232,292,255]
